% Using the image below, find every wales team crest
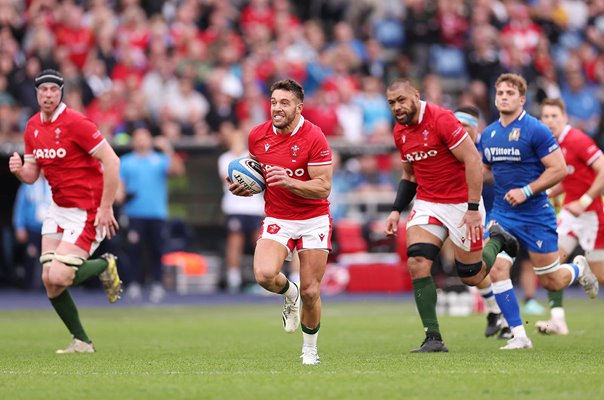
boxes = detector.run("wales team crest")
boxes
[509,128,520,141]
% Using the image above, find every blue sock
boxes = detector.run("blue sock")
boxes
[492,279,523,328]
[560,262,580,286]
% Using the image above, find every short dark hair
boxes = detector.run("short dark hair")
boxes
[387,78,415,92]
[455,105,480,119]
[270,79,304,102]
[541,98,566,114]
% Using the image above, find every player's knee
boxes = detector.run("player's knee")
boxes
[46,268,71,288]
[456,260,483,285]
[406,244,438,278]
[46,256,81,287]
[300,283,320,306]
[489,259,511,281]
[253,268,277,286]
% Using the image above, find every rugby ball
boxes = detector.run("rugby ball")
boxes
[228,157,266,194]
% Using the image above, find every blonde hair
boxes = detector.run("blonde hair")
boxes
[495,73,528,96]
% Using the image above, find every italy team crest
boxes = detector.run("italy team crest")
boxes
[509,128,520,141]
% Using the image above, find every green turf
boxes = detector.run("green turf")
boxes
[0,298,602,400]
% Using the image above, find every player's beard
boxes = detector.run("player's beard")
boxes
[396,101,417,125]
[272,110,296,131]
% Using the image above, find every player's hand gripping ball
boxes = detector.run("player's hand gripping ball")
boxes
[228,157,266,194]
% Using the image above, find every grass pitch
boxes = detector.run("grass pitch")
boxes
[0,297,602,400]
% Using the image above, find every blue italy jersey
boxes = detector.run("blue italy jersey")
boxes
[480,110,560,253]
[480,110,559,215]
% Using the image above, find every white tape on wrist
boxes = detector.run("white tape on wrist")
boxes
[579,194,593,208]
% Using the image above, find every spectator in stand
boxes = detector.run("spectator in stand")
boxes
[10,56,42,119]
[162,69,210,138]
[353,76,392,141]
[141,51,178,124]
[113,91,153,138]
[466,24,502,90]
[561,60,601,137]
[328,151,351,222]
[85,87,124,140]
[335,79,363,143]
[205,68,242,134]
[83,57,113,99]
[403,0,440,79]
[349,154,395,195]
[54,2,94,71]
[361,38,387,80]
[236,81,270,131]
[327,21,367,63]
[303,86,341,138]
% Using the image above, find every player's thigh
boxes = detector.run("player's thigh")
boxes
[253,238,288,278]
[298,249,328,286]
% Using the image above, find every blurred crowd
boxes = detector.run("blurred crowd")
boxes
[0,0,602,146]
[3,0,604,293]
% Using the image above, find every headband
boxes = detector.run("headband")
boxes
[35,70,64,89]
[454,111,478,129]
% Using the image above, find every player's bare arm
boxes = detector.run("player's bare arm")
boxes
[547,182,564,198]
[385,163,416,237]
[9,152,41,184]
[566,155,604,216]
[451,137,483,243]
[505,148,567,206]
[92,141,120,239]
[265,164,332,199]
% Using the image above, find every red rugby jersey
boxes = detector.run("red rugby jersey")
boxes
[248,116,332,219]
[24,103,106,210]
[393,101,470,203]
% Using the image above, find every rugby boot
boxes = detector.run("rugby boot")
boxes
[99,253,122,304]
[535,318,569,336]
[574,255,599,299]
[485,312,504,337]
[282,282,300,333]
[488,224,519,258]
[500,335,533,350]
[410,334,449,353]
[56,338,95,354]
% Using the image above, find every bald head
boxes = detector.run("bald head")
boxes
[387,79,416,93]
[386,79,420,125]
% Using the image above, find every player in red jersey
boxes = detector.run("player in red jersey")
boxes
[383,79,519,352]
[8,70,122,354]
[536,98,604,335]
[228,79,332,365]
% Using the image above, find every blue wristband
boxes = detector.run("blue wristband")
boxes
[521,185,533,199]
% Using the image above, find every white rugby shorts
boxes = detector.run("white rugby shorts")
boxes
[259,215,332,261]
[407,199,485,251]
[42,201,104,255]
